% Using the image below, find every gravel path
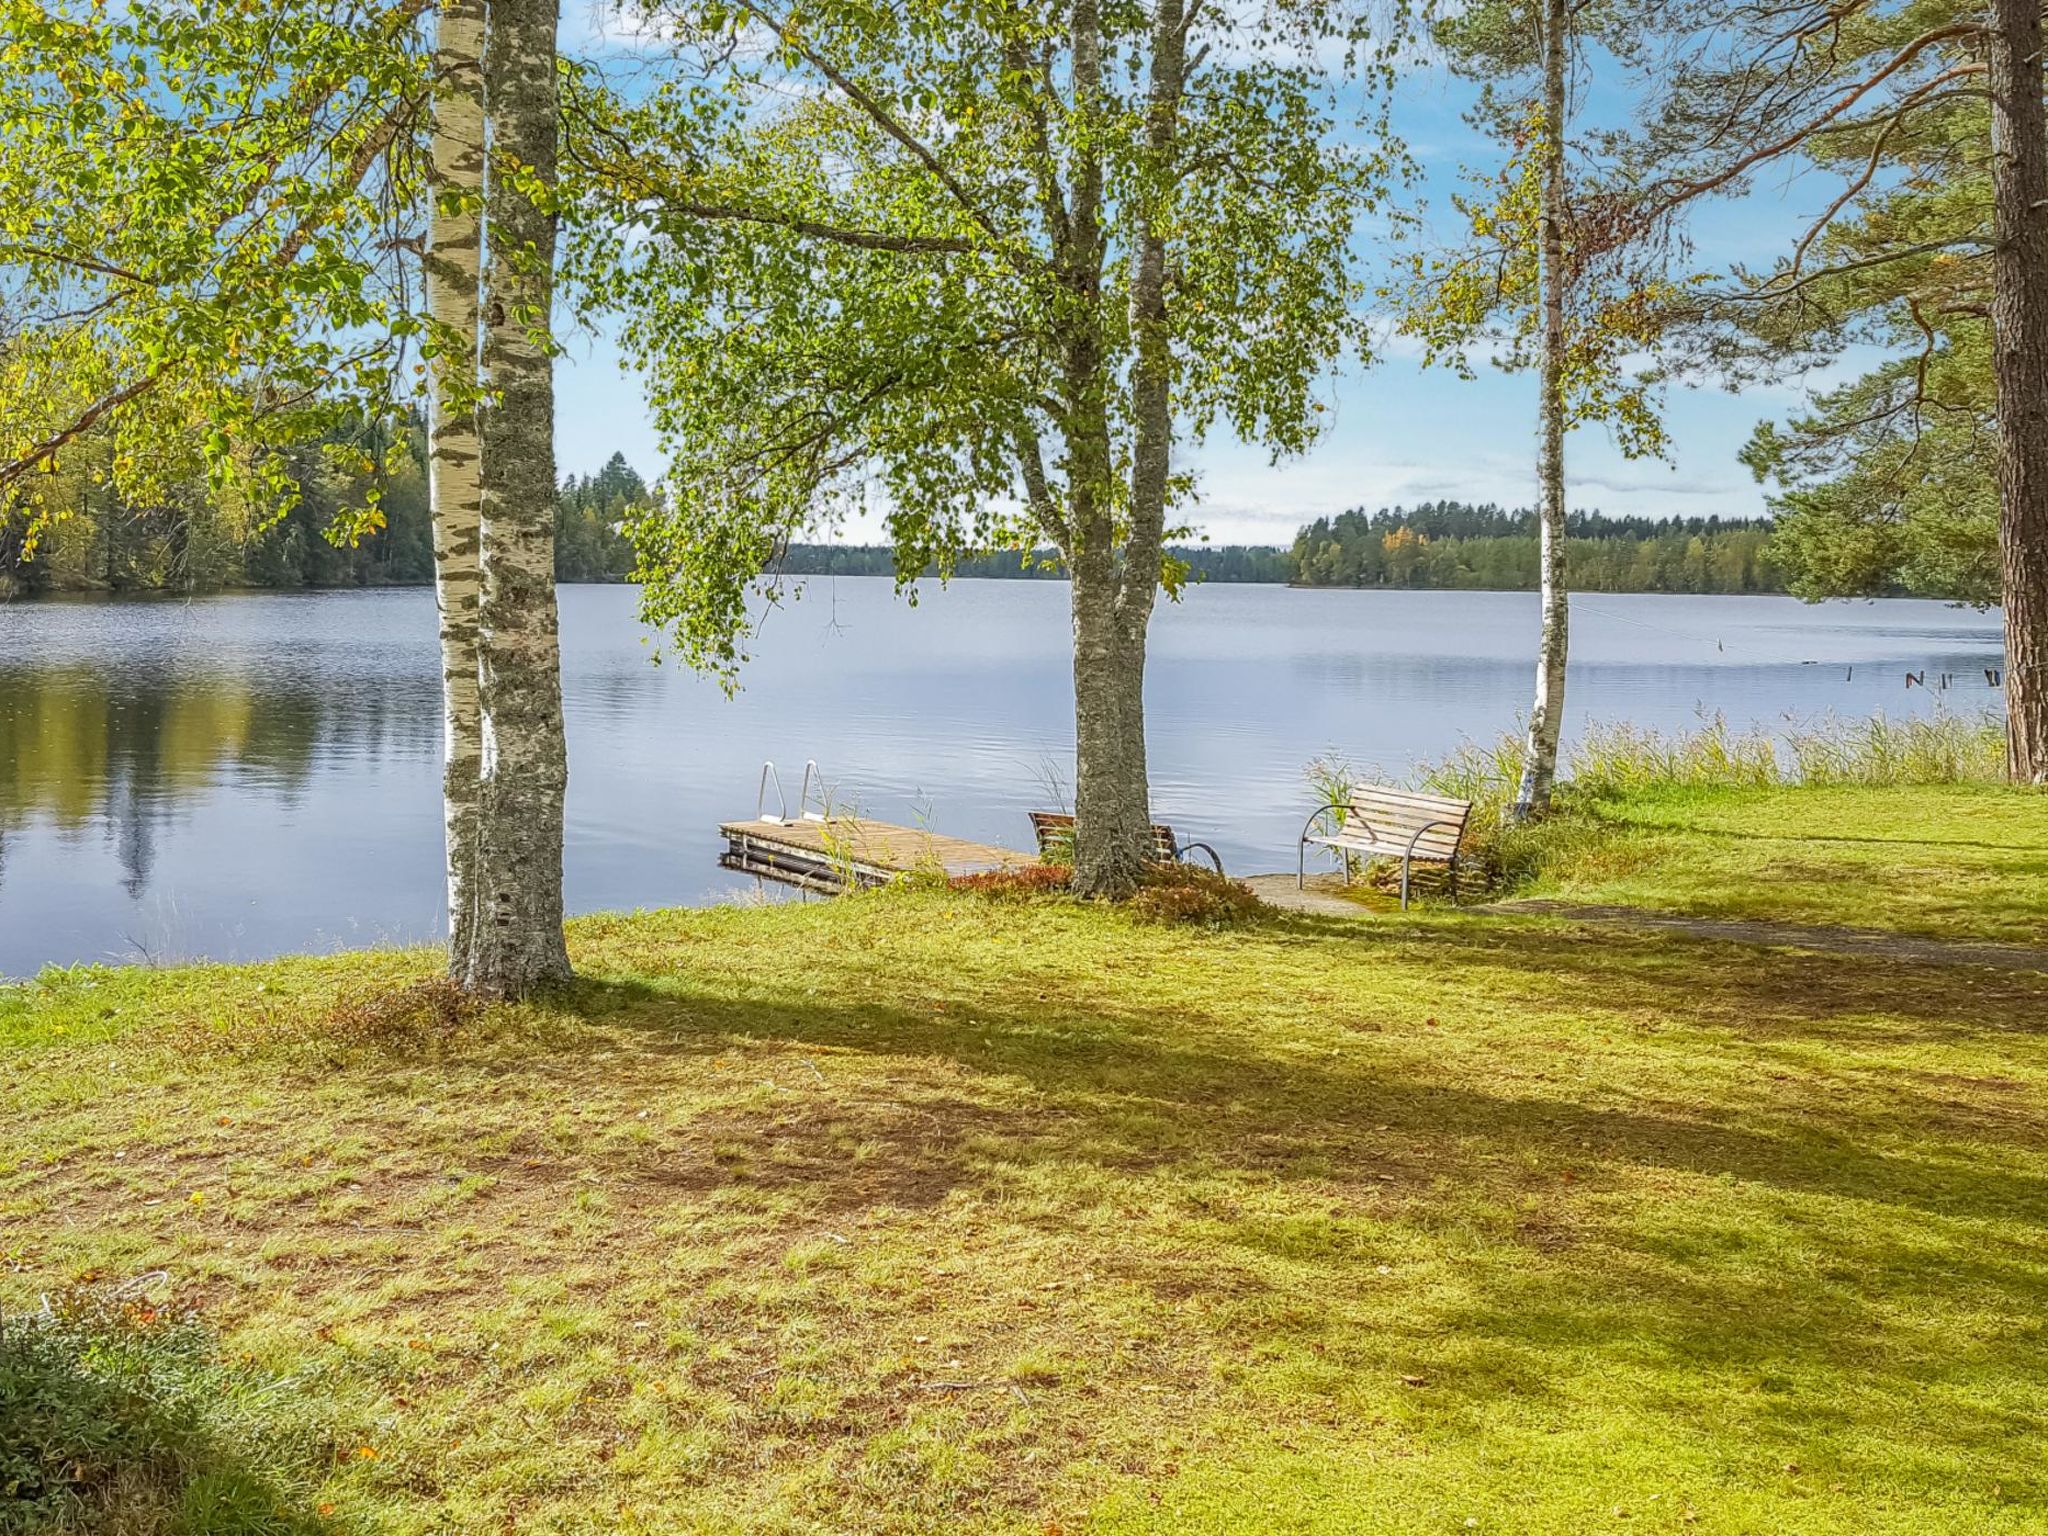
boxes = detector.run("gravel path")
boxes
[1241,878,2048,972]
[1242,873,1383,918]
[1481,900,2048,972]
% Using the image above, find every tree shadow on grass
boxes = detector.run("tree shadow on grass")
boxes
[1592,815,2048,855]
[524,942,2048,1503]
[543,916,2048,1238]
[57,901,2031,1524]
[1256,908,2048,1036]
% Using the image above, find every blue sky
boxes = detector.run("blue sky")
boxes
[553,6,1863,546]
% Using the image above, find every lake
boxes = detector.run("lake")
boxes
[0,581,2006,975]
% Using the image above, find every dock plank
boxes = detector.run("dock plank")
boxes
[719,816,1036,890]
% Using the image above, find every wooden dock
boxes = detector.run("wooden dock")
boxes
[719,816,1037,893]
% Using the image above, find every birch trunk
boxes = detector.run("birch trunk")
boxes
[1062,0,1189,900]
[1069,541,1153,899]
[1058,0,1152,899]
[425,0,486,972]
[1511,0,1571,821]
[467,0,572,994]
[1988,0,2048,782]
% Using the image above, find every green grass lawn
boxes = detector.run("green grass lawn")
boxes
[1514,783,2048,943]
[5,819,2046,1533]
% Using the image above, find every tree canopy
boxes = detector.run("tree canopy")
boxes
[564,0,1400,676]
[0,0,430,546]
[1631,0,1999,602]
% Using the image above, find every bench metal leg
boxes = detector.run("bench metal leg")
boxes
[1399,854,1411,911]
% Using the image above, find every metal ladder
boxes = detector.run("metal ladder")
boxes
[755,759,829,825]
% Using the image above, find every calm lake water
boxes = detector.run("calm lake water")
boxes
[0,581,2007,975]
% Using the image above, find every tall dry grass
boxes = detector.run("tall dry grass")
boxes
[1305,708,2009,897]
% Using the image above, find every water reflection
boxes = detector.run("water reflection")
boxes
[6,667,262,890]
[0,593,442,967]
[0,584,2006,974]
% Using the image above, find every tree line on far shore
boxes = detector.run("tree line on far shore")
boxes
[779,505,1785,594]
[0,436,646,596]
[1287,504,1782,595]
[6,462,1799,598]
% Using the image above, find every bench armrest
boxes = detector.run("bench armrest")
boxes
[1300,803,1378,846]
[1299,804,1379,891]
[1402,818,1464,860]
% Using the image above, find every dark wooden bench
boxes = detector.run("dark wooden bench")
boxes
[1028,811,1223,874]
[1299,787,1473,909]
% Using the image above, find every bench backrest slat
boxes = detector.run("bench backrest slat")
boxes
[1029,810,1178,863]
[1332,787,1471,857]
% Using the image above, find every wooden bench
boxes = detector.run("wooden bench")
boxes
[1028,811,1223,874]
[1298,787,1472,909]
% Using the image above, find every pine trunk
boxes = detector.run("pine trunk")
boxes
[425,0,486,972]
[1512,0,1571,821]
[467,0,572,995]
[1988,0,2048,782]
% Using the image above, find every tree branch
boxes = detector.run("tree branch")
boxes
[735,0,1038,270]
[1015,425,1070,547]
[1644,21,1985,222]
[658,194,975,253]
[0,96,416,492]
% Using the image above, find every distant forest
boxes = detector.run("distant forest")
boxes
[1288,503,1784,594]
[7,435,1796,598]
[782,504,1783,594]
[774,543,1296,583]
[1,432,646,595]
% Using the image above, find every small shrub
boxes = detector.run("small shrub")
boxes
[1031,824,1078,864]
[0,1282,339,1535]
[1127,864,1264,929]
[322,976,480,1049]
[949,865,1074,899]
[1302,752,1367,817]
[153,976,485,1063]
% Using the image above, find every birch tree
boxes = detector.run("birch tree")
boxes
[466,0,572,991]
[421,0,572,992]
[426,0,488,972]
[2,0,578,991]
[1523,0,1571,821]
[1404,1,1685,819]
[567,0,1397,897]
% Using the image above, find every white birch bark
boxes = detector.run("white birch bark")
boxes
[426,0,486,972]
[1061,0,1154,900]
[467,0,572,994]
[1511,0,1571,822]
[1070,0,1188,900]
